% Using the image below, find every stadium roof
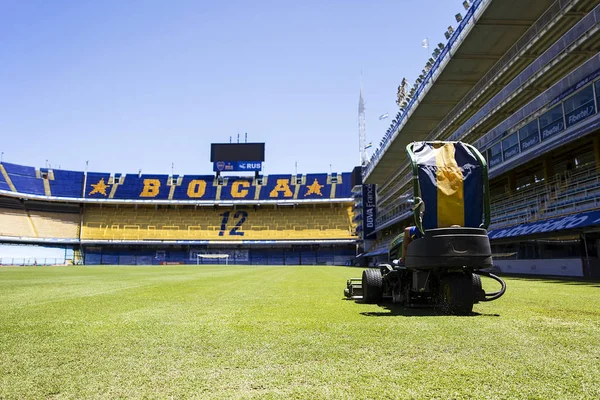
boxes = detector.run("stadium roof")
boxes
[364,0,562,184]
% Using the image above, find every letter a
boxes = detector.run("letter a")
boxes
[270,179,293,198]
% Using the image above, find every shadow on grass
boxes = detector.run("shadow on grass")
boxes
[358,302,500,317]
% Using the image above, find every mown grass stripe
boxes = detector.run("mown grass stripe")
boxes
[0,266,599,399]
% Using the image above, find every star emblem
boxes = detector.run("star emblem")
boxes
[89,178,110,196]
[305,179,324,196]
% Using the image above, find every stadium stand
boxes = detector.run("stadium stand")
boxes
[2,162,45,196]
[81,204,354,241]
[0,198,80,240]
[0,163,356,265]
[49,169,85,198]
[359,0,600,277]
[490,161,600,229]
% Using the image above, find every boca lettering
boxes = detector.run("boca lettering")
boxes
[231,181,250,198]
[187,180,207,198]
[140,179,161,197]
[269,179,293,197]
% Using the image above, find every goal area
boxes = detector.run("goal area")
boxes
[196,254,230,265]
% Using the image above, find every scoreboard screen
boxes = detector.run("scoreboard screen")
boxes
[211,143,265,162]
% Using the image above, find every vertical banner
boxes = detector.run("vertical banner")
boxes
[362,184,377,239]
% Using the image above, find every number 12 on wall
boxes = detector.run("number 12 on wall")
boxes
[219,211,248,236]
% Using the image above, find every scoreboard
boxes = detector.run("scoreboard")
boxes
[211,143,265,173]
[211,143,265,162]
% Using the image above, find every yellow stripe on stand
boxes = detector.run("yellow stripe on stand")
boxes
[435,143,464,227]
[43,178,51,196]
[0,164,17,192]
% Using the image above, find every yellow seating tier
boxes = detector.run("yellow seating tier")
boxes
[81,205,356,240]
[0,208,80,239]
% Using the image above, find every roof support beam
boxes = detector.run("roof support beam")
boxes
[427,100,464,105]
[452,53,502,60]
[565,11,588,17]
[435,79,481,86]
[477,19,537,27]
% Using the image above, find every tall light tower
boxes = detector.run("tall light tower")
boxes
[358,86,367,165]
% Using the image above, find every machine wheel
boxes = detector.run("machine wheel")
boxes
[439,273,474,315]
[362,269,383,304]
[472,273,485,304]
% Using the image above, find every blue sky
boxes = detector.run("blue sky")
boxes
[0,0,463,175]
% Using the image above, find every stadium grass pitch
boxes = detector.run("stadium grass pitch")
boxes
[1,266,599,399]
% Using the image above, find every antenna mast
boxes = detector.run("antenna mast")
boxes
[358,76,367,165]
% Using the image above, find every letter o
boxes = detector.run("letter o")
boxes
[187,180,206,198]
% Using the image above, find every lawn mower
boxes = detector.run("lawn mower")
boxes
[345,141,506,315]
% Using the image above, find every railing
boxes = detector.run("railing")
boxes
[0,258,69,266]
[490,166,600,229]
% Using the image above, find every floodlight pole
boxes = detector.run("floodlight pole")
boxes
[81,161,89,198]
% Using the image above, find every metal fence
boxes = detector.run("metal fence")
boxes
[0,257,68,266]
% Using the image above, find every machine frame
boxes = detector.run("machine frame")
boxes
[345,141,506,315]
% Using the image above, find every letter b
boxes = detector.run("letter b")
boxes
[140,179,161,197]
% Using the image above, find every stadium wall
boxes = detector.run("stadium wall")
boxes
[82,245,355,266]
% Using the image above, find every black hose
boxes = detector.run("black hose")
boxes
[474,271,506,302]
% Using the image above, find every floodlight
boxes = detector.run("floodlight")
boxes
[463,1,470,10]
[455,13,463,23]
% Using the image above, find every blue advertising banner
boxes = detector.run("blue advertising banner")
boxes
[549,68,600,106]
[489,209,600,240]
[213,161,262,172]
[362,184,377,239]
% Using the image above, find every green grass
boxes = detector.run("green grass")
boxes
[1,266,599,399]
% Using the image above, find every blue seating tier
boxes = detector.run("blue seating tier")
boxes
[2,162,45,195]
[50,169,85,198]
[0,162,353,201]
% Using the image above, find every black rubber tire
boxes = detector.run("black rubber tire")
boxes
[439,273,474,315]
[362,269,383,304]
[472,273,485,304]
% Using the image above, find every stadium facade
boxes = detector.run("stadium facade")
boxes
[0,163,357,265]
[362,0,600,277]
